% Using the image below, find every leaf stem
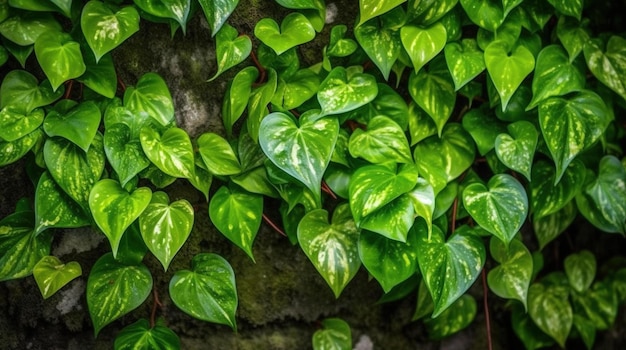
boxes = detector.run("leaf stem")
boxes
[249,50,266,84]
[321,181,337,200]
[63,80,73,99]
[263,213,286,237]
[482,268,493,350]
[150,288,162,328]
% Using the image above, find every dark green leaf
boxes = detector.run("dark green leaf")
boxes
[114,318,180,350]
[78,52,118,99]
[222,66,258,138]
[460,0,505,31]
[565,250,596,293]
[348,115,412,164]
[528,282,572,347]
[461,108,507,156]
[425,295,477,340]
[488,238,533,309]
[81,1,140,62]
[197,0,240,36]
[530,159,585,219]
[532,200,577,250]
[104,123,150,187]
[0,12,61,46]
[547,0,582,20]
[584,36,626,103]
[133,0,191,32]
[0,70,63,114]
[312,317,352,350]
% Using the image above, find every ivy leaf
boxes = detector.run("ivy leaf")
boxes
[416,221,486,317]
[354,12,402,80]
[78,52,118,99]
[81,1,140,63]
[208,186,262,260]
[197,0,240,36]
[33,256,81,299]
[530,160,585,219]
[444,39,486,90]
[139,192,194,271]
[527,45,585,109]
[462,174,529,246]
[547,0,582,20]
[349,115,412,164]
[259,112,339,207]
[114,318,180,350]
[0,106,44,142]
[556,16,590,61]
[35,172,90,234]
[584,36,626,102]
[401,22,447,73]
[575,156,626,234]
[124,73,175,127]
[357,0,406,26]
[359,194,414,242]
[298,204,361,298]
[43,101,101,152]
[532,201,577,250]
[0,129,40,166]
[312,318,352,350]
[424,295,477,340]
[0,70,63,114]
[209,24,251,81]
[358,227,418,292]
[539,90,611,183]
[495,120,538,181]
[488,238,533,310]
[104,123,151,187]
[89,179,152,257]
[0,12,62,46]
[87,253,153,336]
[484,40,535,111]
[140,126,195,179]
[197,132,241,176]
[254,13,315,55]
[564,250,596,293]
[133,0,191,32]
[528,282,572,347]
[222,67,258,138]
[169,253,238,330]
[317,66,378,116]
[44,133,106,211]
[34,32,85,91]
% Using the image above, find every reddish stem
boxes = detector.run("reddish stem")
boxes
[250,50,266,84]
[482,269,493,350]
[451,196,459,234]
[263,213,286,237]
[150,288,162,328]
[321,181,337,200]
[63,80,73,99]
[117,75,126,92]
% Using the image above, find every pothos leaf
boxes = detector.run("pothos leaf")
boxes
[401,22,447,73]
[348,115,412,164]
[140,126,195,179]
[222,66,258,138]
[444,38,486,90]
[35,171,90,234]
[104,123,151,187]
[312,317,352,350]
[494,120,538,181]
[584,36,626,103]
[532,201,577,250]
[0,129,41,166]
[209,23,251,81]
[0,106,44,142]
[33,255,82,299]
[357,0,406,26]
[133,0,191,32]
[528,282,572,347]
[114,318,181,350]
[254,13,316,55]
[530,159,585,219]
[354,11,402,80]
[43,101,102,152]
[124,73,175,127]
[424,295,477,340]
[197,132,241,176]
[317,66,378,116]
[488,238,533,310]
[197,0,240,36]
[564,250,596,293]
[34,32,86,91]
[0,70,63,114]
[547,0,583,20]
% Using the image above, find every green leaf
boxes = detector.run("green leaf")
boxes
[298,204,361,298]
[222,66,258,138]
[274,68,321,110]
[0,70,63,114]
[527,45,585,109]
[528,282,572,347]
[494,120,538,181]
[511,303,556,350]
[114,318,180,350]
[133,0,191,32]
[44,133,106,211]
[254,13,315,55]
[312,318,352,350]
[539,91,611,183]
[406,0,457,25]
[459,0,505,31]
[209,24,251,81]
[358,226,418,292]
[317,66,378,116]
[35,171,90,234]
[354,15,402,80]
[33,256,81,299]
[208,186,262,260]
[575,156,626,234]
[78,52,118,99]
[139,192,194,271]
[246,68,277,143]
[573,315,596,350]
[34,32,85,91]
[348,115,412,164]
[444,39,486,90]
[557,16,590,61]
[572,281,618,330]
[359,194,414,242]
[401,22,447,73]
[408,103,437,145]
[87,253,153,336]
[44,101,101,152]
[488,238,533,310]
[424,295,477,340]
[275,0,319,9]
[461,108,507,156]
[81,1,140,62]
[104,123,151,187]
[0,129,41,166]
[532,200,577,250]
[0,12,62,46]
[565,250,596,293]
[140,126,195,179]
[124,73,175,127]
[547,0,582,20]
[484,40,535,111]
[259,112,339,207]
[407,178,436,234]
[197,0,240,36]
[416,221,485,317]
[197,132,241,176]
[357,0,406,26]
[169,253,238,330]
[462,174,528,245]
[89,179,152,257]
[326,25,358,58]
[0,106,44,142]
[530,159,585,219]
[584,36,626,103]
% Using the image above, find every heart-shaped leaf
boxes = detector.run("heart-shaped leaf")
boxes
[34,32,86,91]
[317,66,378,116]
[114,318,180,350]
[488,237,533,310]
[78,51,118,99]
[298,204,361,298]
[312,318,352,350]
[530,159,585,219]
[348,115,412,164]
[547,0,582,20]
[326,24,358,58]
[401,23,447,73]
[104,123,151,187]
[572,315,596,350]
[140,126,195,179]
[347,83,409,129]
[359,194,415,242]
[564,250,596,293]
[139,192,194,270]
[406,0,457,25]
[35,172,90,234]
[209,24,251,81]
[584,36,626,103]
[358,226,418,292]
[528,282,572,347]
[576,156,626,234]
[222,66,258,138]
[254,13,315,55]
[424,295,477,340]
[462,108,507,156]
[485,40,535,110]
[0,129,41,166]
[460,0,505,31]
[0,106,44,141]
[44,133,106,211]
[197,132,241,176]
[44,101,101,152]
[416,221,486,317]
[408,103,437,145]
[511,302,556,350]
[572,281,618,331]
[259,112,339,207]
[124,73,174,127]
[81,1,140,62]
[539,90,611,183]
[133,0,191,32]
[495,120,538,181]
[89,179,152,257]
[274,68,320,110]
[33,255,82,299]
[0,12,62,46]
[0,70,63,114]
[87,253,152,336]
[354,12,402,80]
[556,16,590,61]
[463,174,528,245]
[357,0,406,26]
[197,0,240,36]
[532,201,577,250]
[444,39,486,90]
[208,186,263,260]
[169,253,237,330]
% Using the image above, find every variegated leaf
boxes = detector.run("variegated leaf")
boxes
[254,13,315,55]
[317,66,378,116]
[0,129,40,166]
[312,318,352,350]
[444,39,486,90]
[140,126,195,179]
[246,68,277,143]
[87,253,152,336]
[564,250,596,293]
[359,194,414,242]
[485,40,535,111]
[35,171,90,234]
[298,204,361,298]
[124,73,175,127]
[530,159,585,219]
[33,255,81,299]
[81,1,140,62]
[401,22,447,73]
[0,70,63,114]
[424,295,477,340]
[104,123,150,187]
[197,0,240,36]
[348,115,412,164]
[408,103,437,145]
[462,108,507,156]
[357,0,406,26]
[572,281,618,331]
[528,282,572,347]
[197,132,241,176]
[532,201,577,250]
[209,23,251,81]
[407,0,458,25]
[346,83,409,129]
[459,0,505,31]
[556,16,590,61]
[43,100,101,152]
[274,68,320,110]
[354,13,402,80]
[407,178,436,235]
[0,106,43,141]
[114,318,180,349]
[547,0,583,20]
[488,238,533,310]
[584,36,626,102]
[495,120,538,181]
[0,12,62,46]
[133,0,191,32]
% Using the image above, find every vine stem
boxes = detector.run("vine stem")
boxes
[150,288,162,328]
[249,50,266,84]
[262,213,286,237]
[482,268,493,350]
[63,80,73,99]
[321,181,337,200]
